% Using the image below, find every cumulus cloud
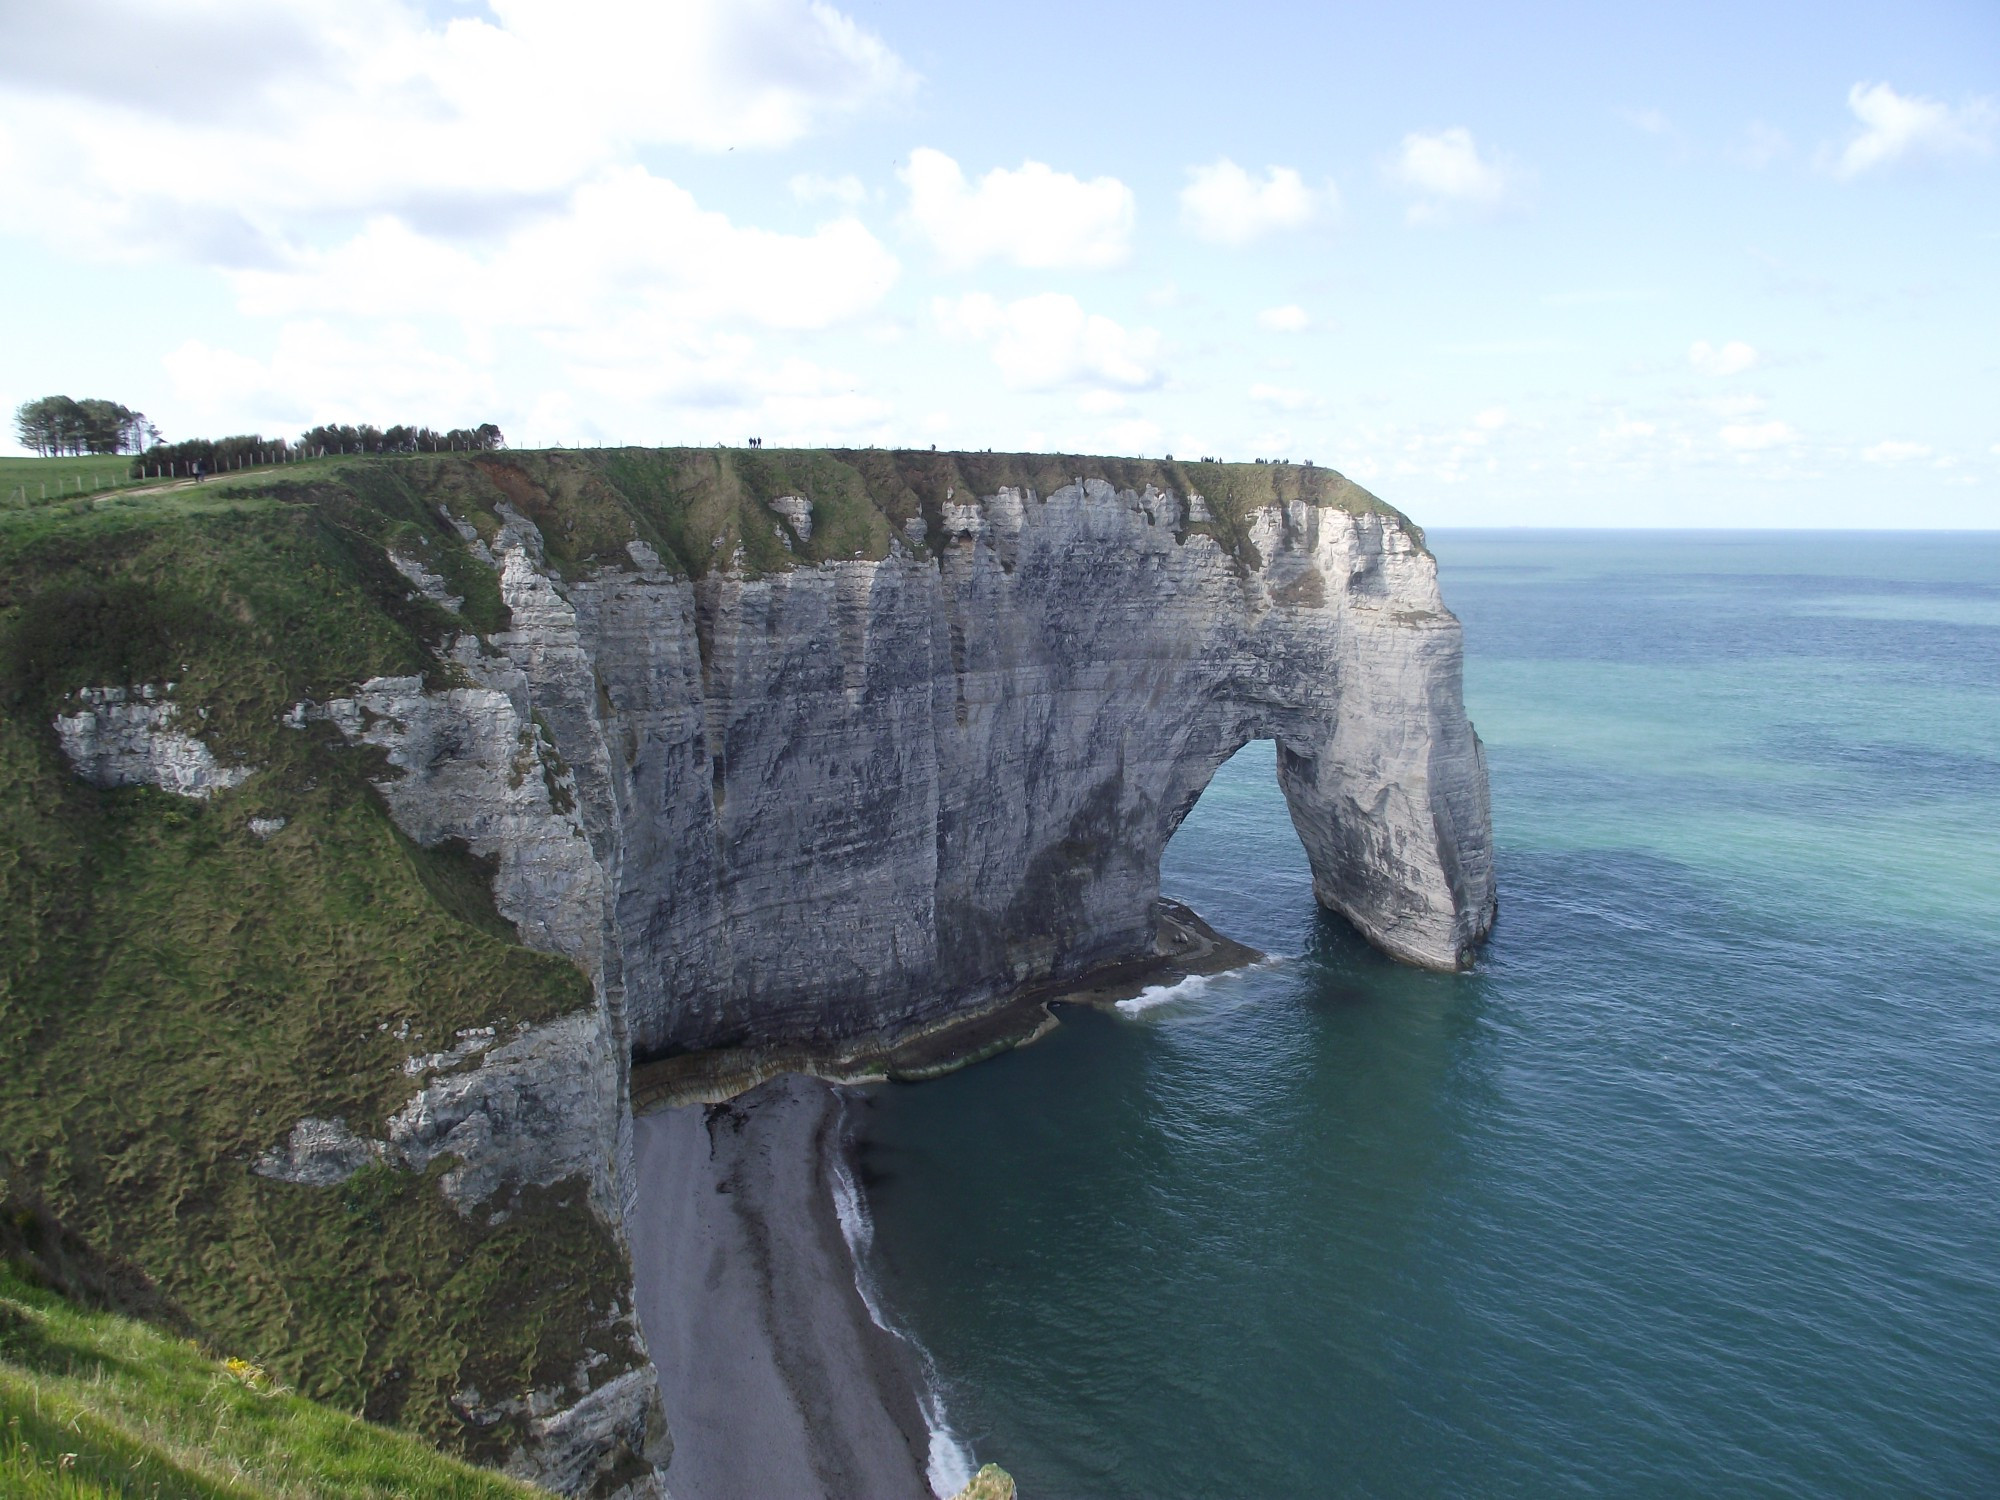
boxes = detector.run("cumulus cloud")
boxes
[790,172,869,207]
[0,0,916,445]
[0,0,915,258]
[163,321,496,433]
[1862,440,1933,464]
[934,292,1161,390]
[901,148,1134,270]
[1832,82,1995,178]
[161,311,895,448]
[1101,418,1165,455]
[1689,339,1759,377]
[1179,160,1327,245]
[1386,128,1521,224]
[1257,304,1311,332]
[190,168,905,443]
[232,169,900,334]
[1720,420,1798,451]
[1249,383,1317,412]
[557,339,894,441]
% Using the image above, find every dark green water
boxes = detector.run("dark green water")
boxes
[857,531,2000,1498]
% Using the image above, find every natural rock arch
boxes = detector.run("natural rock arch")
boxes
[561,477,1497,1058]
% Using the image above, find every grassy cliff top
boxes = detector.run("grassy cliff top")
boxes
[3,445,1412,583]
[0,1268,539,1498]
[499,445,1411,577]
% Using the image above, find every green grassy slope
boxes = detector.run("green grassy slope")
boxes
[0,1266,540,1498]
[0,455,154,505]
[0,459,627,1469]
[0,446,1399,1477]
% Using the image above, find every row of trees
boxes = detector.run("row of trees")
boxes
[130,422,506,478]
[138,435,292,476]
[13,397,507,470]
[13,396,158,456]
[298,423,505,455]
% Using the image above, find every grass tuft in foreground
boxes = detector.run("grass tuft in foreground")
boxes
[0,1267,538,1498]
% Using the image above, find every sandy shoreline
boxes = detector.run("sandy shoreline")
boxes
[626,898,1257,1498]
[627,1074,946,1500]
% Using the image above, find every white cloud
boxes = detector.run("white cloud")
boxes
[1249,383,1317,412]
[69,152,903,448]
[901,148,1134,270]
[1101,418,1164,455]
[934,292,1161,391]
[232,169,900,334]
[1720,420,1798,451]
[0,0,916,261]
[1704,393,1768,418]
[1257,304,1311,332]
[0,0,923,454]
[1862,440,1933,464]
[1386,128,1520,224]
[161,314,896,449]
[1731,121,1792,169]
[163,321,496,433]
[1179,160,1326,245]
[1689,339,1759,377]
[790,172,869,207]
[1833,82,1995,178]
[1454,407,1509,447]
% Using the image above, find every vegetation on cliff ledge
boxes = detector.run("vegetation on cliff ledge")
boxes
[0,462,627,1470]
[0,445,1403,1482]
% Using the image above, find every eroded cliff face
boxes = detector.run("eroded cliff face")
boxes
[569,475,1495,1059]
[43,452,1493,1496]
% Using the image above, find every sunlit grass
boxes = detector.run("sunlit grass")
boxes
[0,1269,539,1498]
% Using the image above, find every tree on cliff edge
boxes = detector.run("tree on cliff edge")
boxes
[14,396,155,456]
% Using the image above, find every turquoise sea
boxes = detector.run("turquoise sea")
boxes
[857,531,2000,1497]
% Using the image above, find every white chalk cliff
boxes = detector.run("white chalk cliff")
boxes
[54,458,1495,1496]
[581,476,1496,1058]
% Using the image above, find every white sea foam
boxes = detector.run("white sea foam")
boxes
[920,1390,975,1498]
[1115,956,1288,1016]
[1117,971,1215,1014]
[829,1116,977,1498]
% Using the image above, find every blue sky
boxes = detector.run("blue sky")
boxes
[1,0,1994,525]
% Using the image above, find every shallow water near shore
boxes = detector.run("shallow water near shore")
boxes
[855,530,2000,1498]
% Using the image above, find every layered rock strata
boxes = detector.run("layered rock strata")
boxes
[50,457,1495,1495]
[573,476,1496,1059]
